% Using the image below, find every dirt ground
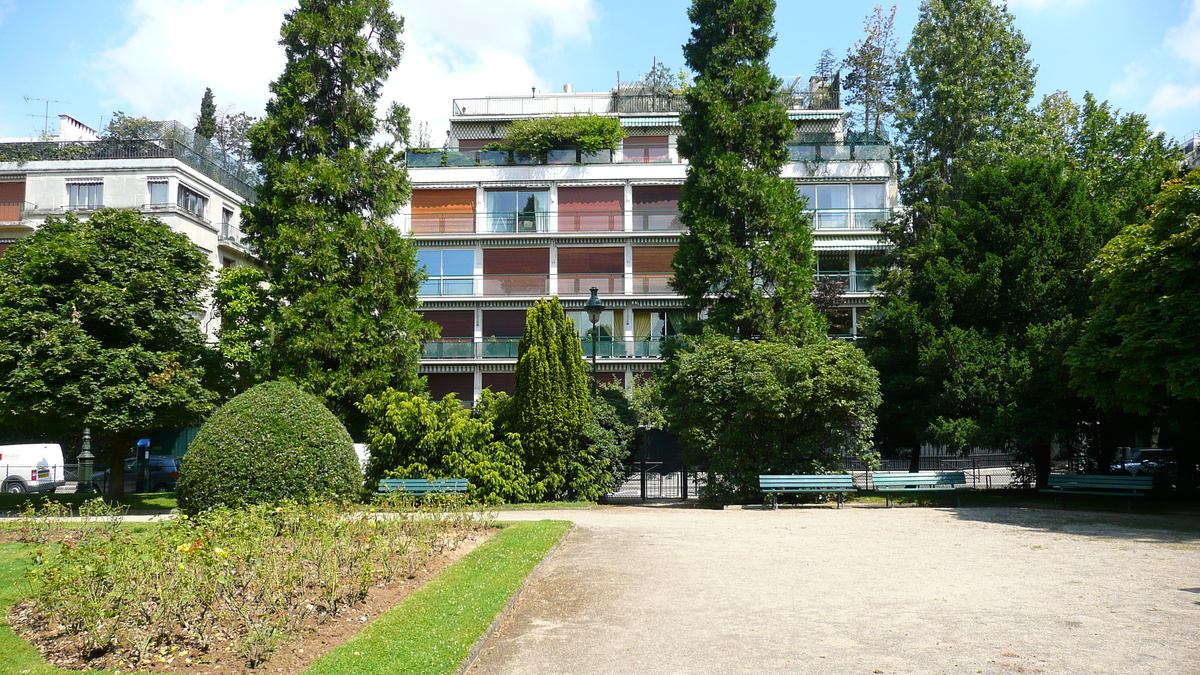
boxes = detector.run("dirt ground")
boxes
[470,504,1200,675]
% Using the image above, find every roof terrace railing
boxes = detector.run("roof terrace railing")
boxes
[452,85,840,118]
[0,121,260,202]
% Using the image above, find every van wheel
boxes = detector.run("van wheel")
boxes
[4,482,24,494]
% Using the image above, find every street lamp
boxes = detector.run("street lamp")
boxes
[584,286,604,393]
[77,428,94,495]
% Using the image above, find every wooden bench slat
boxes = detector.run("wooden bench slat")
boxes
[757,474,858,509]
[376,478,469,495]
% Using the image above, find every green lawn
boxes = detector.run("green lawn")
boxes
[0,519,571,675]
[0,491,178,515]
[308,520,571,675]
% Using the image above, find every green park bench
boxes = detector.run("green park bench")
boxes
[375,478,469,497]
[758,474,859,509]
[1040,474,1153,512]
[872,471,970,507]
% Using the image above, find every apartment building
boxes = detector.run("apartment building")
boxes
[404,77,897,404]
[0,115,257,335]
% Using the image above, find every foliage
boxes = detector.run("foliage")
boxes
[17,498,493,669]
[306,520,570,675]
[630,374,668,430]
[662,332,880,503]
[213,108,257,166]
[1020,91,1180,225]
[512,298,593,501]
[101,111,160,140]
[359,388,530,504]
[176,380,361,514]
[842,4,899,139]
[195,87,217,139]
[210,265,273,396]
[1069,171,1200,414]
[500,114,624,161]
[868,159,1113,485]
[674,0,823,340]
[814,48,839,81]
[893,0,1036,207]
[236,0,435,436]
[642,60,692,94]
[582,384,641,492]
[0,210,216,497]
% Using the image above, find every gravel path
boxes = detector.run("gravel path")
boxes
[469,504,1200,675]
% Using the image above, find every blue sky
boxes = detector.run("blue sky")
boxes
[0,0,1197,144]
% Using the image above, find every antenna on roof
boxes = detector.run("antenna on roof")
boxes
[23,95,69,137]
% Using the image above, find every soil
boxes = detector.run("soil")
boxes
[7,529,495,674]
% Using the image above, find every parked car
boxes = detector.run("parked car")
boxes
[93,456,182,493]
[0,443,67,493]
[1111,448,1174,476]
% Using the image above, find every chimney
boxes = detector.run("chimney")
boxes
[563,84,574,93]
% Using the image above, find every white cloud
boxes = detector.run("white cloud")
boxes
[96,0,290,124]
[1148,83,1200,115]
[94,0,597,141]
[1164,0,1200,67]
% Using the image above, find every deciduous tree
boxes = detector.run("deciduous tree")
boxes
[662,332,880,503]
[0,210,217,497]
[1069,171,1200,489]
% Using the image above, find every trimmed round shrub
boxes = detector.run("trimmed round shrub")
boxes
[177,380,361,514]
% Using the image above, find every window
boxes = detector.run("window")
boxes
[800,183,888,230]
[486,190,547,232]
[148,181,169,207]
[67,182,103,209]
[177,185,208,219]
[417,249,474,295]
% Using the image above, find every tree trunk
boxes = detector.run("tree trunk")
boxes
[908,441,921,473]
[1032,438,1053,490]
[106,431,133,500]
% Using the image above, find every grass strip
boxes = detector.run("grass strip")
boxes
[307,519,572,675]
[0,492,177,515]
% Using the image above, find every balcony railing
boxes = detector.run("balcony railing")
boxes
[810,209,890,230]
[419,274,677,297]
[787,141,891,162]
[0,126,259,201]
[404,209,683,234]
[219,221,248,247]
[450,83,839,117]
[558,274,624,295]
[558,211,624,232]
[632,209,684,231]
[421,336,672,359]
[814,270,878,293]
[0,200,34,222]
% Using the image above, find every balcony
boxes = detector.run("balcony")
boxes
[0,201,34,222]
[421,336,671,359]
[219,221,249,248]
[814,270,878,293]
[811,209,890,231]
[419,274,677,298]
[404,209,684,234]
[787,141,891,162]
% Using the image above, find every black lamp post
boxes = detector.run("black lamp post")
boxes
[584,286,604,393]
[77,428,94,495]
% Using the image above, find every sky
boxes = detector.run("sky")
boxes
[0,0,1197,145]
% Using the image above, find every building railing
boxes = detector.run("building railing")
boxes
[419,273,678,297]
[450,84,839,117]
[810,209,890,231]
[404,209,683,234]
[0,126,259,201]
[422,336,673,359]
[787,141,891,162]
[219,221,247,246]
[0,200,34,222]
[814,270,878,293]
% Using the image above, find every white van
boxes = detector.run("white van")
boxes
[0,443,67,493]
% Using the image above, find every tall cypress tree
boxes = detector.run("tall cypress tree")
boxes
[672,0,822,341]
[235,0,434,435]
[195,88,216,140]
[513,298,589,500]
